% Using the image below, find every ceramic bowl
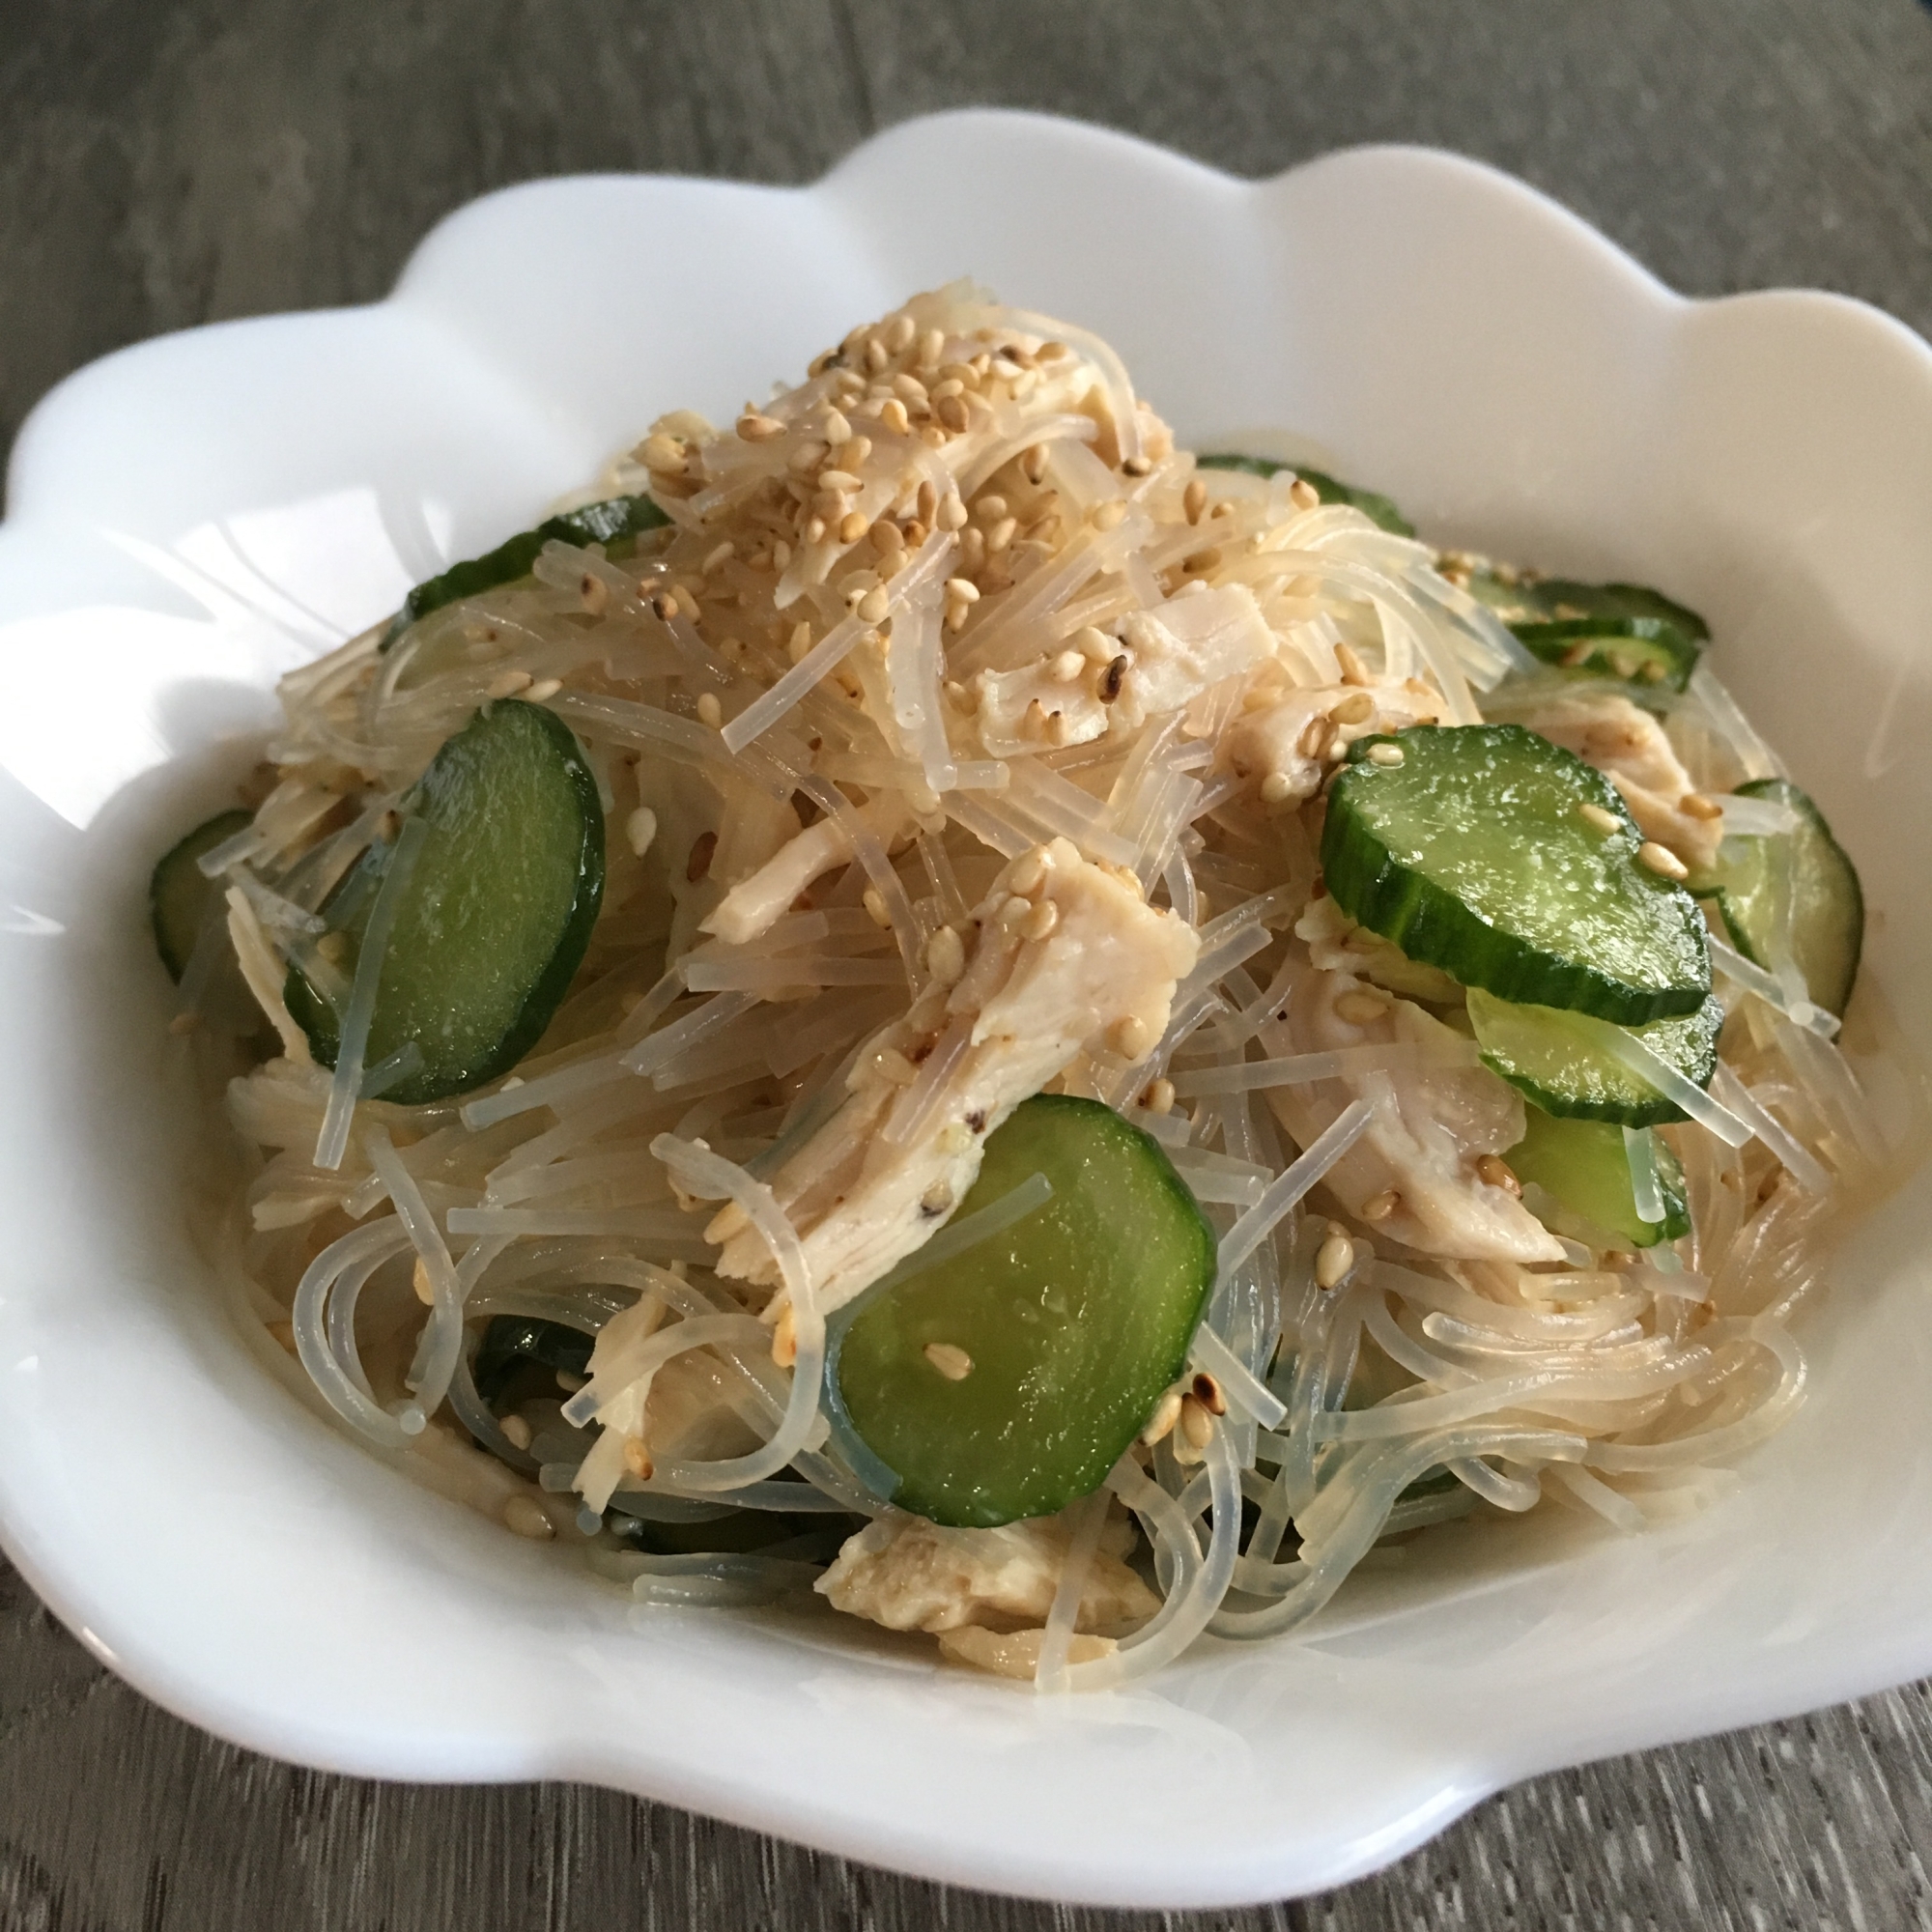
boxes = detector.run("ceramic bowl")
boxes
[1,111,1929,1907]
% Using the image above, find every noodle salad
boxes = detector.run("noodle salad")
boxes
[152,286,1921,1690]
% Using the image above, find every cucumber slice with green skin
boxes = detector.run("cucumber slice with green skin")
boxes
[150,808,253,980]
[1321,725,1713,1024]
[1462,568,1709,639]
[1690,779,1864,1018]
[287,699,605,1104]
[1511,615,1703,693]
[1467,986,1723,1127]
[381,493,669,650]
[1507,1111,1690,1248]
[472,1314,595,1406]
[832,1094,1216,1529]
[1196,454,1415,538]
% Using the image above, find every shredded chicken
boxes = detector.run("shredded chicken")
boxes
[701,797,912,946]
[707,838,1200,1312]
[1514,687,1722,870]
[817,1506,1156,1634]
[1264,967,1566,1264]
[1294,889,1463,1003]
[1217,671,1445,807]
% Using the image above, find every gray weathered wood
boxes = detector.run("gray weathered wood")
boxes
[3,2,1930,1924]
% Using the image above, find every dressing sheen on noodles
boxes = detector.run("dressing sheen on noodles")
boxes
[162,284,1923,1691]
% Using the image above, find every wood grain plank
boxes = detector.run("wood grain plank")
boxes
[3,1,1931,1926]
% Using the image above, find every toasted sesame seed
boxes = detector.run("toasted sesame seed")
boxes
[923,1342,974,1381]
[486,668,532,699]
[804,517,826,544]
[1020,443,1049,484]
[1332,691,1376,726]
[917,327,945,371]
[1260,771,1295,806]
[1681,791,1722,820]
[503,1495,554,1541]
[787,621,813,664]
[871,518,906,554]
[702,540,735,574]
[1314,1231,1354,1290]
[788,440,827,473]
[1578,802,1623,837]
[893,372,929,409]
[938,490,969,531]
[1191,1371,1228,1416]
[818,469,862,494]
[773,540,792,570]
[1335,641,1370,686]
[1122,455,1151,476]
[1109,1014,1151,1061]
[875,1046,920,1088]
[1476,1153,1522,1195]
[1142,1387,1184,1446]
[1289,477,1321,511]
[1360,1188,1400,1222]
[822,408,852,444]
[1051,648,1085,684]
[1298,714,1336,760]
[1092,500,1127,531]
[1183,476,1208,524]
[838,510,869,545]
[696,692,724,729]
[1336,988,1390,1025]
[863,887,893,929]
[623,1436,653,1480]
[625,806,658,858]
[686,830,718,881]
[1179,1394,1214,1450]
[501,1414,534,1451]
[1099,653,1129,703]
[858,585,890,623]
[924,923,966,986]
[1022,898,1060,941]
[772,1303,798,1368]
[944,576,980,604]
[649,590,679,622]
[412,1256,434,1306]
[1366,743,1406,767]
[641,434,685,473]
[1638,840,1690,880]
[863,336,889,374]
[1142,1077,1177,1116]
[526,677,562,702]
[580,572,610,615]
[974,495,1009,526]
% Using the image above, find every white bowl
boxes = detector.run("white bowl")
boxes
[1,110,1928,1910]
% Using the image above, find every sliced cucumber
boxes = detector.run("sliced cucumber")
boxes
[1508,1111,1690,1248]
[382,492,669,650]
[1511,615,1702,693]
[1196,454,1415,537]
[150,808,253,981]
[1467,985,1723,1127]
[1462,568,1708,639]
[1321,724,1712,1024]
[472,1314,596,1406]
[287,699,605,1103]
[1690,779,1863,1018]
[832,1094,1216,1529]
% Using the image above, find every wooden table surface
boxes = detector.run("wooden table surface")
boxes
[4,3,1931,1924]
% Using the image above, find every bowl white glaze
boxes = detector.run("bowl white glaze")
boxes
[1,111,1928,1909]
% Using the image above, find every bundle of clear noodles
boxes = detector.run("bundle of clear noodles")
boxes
[176,283,1926,1691]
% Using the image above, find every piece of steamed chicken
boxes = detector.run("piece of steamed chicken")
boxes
[704,838,1200,1316]
[1263,966,1567,1264]
[1512,687,1722,871]
[817,1506,1156,1635]
[1216,669,1445,808]
[699,796,913,947]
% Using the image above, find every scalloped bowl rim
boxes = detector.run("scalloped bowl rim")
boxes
[0,111,1928,1908]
